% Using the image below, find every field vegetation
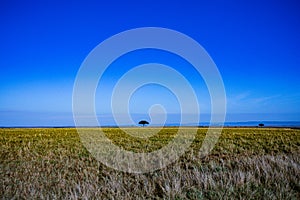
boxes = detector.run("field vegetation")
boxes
[1,127,299,199]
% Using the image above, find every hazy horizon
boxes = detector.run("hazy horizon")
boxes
[0,111,299,127]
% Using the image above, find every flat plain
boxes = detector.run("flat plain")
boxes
[1,127,299,199]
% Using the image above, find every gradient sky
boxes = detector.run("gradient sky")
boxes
[1,0,300,126]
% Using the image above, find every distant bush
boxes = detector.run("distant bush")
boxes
[258,123,264,127]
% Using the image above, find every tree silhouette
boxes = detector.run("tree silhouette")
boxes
[138,120,149,127]
[258,123,264,127]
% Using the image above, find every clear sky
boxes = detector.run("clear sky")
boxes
[0,0,299,126]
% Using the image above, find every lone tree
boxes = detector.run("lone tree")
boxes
[258,123,264,127]
[138,120,149,127]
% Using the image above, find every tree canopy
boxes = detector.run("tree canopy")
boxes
[138,120,149,127]
[258,123,264,127]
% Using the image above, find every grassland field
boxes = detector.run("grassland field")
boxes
[1,127,299,199]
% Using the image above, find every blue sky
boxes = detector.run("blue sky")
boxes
[0,0,299,126]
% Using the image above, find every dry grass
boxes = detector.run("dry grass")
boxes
[1,127,299,199]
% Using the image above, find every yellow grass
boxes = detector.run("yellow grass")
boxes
[1,127,299,199]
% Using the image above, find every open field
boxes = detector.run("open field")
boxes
[1,127,300,199]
